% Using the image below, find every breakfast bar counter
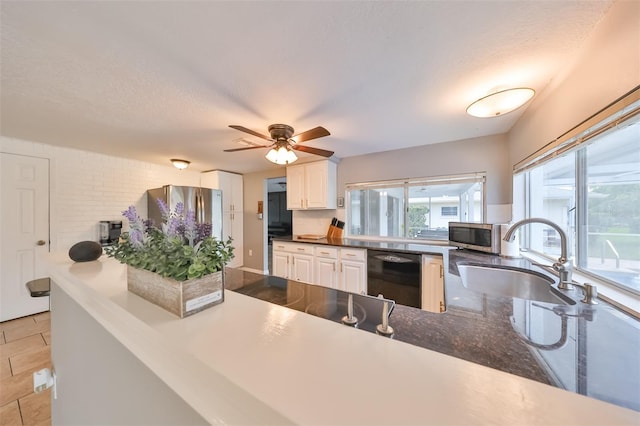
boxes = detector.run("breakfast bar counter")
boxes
[46,252,638,425]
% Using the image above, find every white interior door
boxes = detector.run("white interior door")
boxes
[1,153,50,321]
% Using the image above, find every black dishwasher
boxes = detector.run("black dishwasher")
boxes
[367,250,421,308]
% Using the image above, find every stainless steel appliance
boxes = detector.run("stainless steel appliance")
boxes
[99,220,122,246]
[147,185,223,240]
[367,250,422,308]
[448,222,501,254]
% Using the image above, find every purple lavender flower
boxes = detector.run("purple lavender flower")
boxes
[166,216,181,238]
[184,209,197,246]
[121,205,147,247]
[195,223,212,244]
[174,202,184,217]
[122,206,139,223]
[129,229,144,248]
[156,198,170,221]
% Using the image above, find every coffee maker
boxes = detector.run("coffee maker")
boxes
[99,221,122,246]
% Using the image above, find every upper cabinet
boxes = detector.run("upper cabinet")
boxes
[201,170,243,268]
[286,160,337,210]
[201,170,243,214]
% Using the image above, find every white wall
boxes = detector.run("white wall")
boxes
[0,136,200,251]
[508,0,640,166]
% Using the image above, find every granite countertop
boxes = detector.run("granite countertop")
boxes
[267,236,640,411]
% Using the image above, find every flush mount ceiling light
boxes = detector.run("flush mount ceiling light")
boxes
[170,159,190,170]
[466,88,535,118]
[265,144,298,165]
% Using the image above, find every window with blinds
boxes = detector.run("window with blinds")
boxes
[515,86,640,295]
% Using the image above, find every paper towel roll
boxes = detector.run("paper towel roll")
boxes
[500,224,522,258]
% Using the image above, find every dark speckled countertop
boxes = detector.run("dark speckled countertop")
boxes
[235,237,640,411]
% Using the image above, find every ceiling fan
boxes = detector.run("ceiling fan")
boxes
[225,124,333,164]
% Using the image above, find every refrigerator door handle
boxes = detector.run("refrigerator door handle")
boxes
[196,189,203,223]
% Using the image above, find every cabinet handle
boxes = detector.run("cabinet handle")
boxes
[333,263,336,271]
[292,257,295,265]
[297,248,305,251]
[320,251,330,255]
[345,253,355,257]
[340,263,343,272]
[440,301,445,313]
[301,199,304,207]
[440,265,444,278]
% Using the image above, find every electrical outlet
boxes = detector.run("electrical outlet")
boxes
[249,249,253,256]
[34,368,56,397]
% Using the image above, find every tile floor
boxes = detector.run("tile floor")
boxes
[0,312,51,426]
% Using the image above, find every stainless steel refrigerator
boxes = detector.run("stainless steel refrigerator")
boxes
[147,185,223,240]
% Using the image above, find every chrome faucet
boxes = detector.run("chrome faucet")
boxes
[503,218,574,290]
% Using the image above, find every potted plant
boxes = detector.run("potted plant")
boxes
[105,200,234,318]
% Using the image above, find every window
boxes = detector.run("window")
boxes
[441,206,458,217]
[346,173,485,240]
[517,90,640,295]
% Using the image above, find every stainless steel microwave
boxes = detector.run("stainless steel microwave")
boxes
[448,222,501,254]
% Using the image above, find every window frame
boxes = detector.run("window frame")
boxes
[516,86,640,297]
[345,172,486,242]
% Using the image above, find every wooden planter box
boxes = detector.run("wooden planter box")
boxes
[127,266,224,318]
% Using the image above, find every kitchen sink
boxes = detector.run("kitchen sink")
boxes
[457,262,575,305]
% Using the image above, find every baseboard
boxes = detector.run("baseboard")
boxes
[239,267,268,275]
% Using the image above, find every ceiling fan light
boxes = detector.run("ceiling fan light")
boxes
[466,88,535,118]
[265,146,298,165]
[170,159,190,169]
[286,149,298,164]
[265,148,279,163]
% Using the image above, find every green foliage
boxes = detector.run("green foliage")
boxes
[408,205,430,236]
[105,222,234,281]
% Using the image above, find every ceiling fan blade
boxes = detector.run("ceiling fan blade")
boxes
[229,125,273,141]
[292,144,334,157]
[290,126,330,144]
[224,146,268,152]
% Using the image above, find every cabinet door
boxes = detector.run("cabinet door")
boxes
[229,172,244,213]
[340,260,366,294]
[228,210,243,268]
[292,254,313,283]
[304,161,328,209]
[286,165,305,209]
[315,257,338,288]
[201,171,243,212]
[422,255,444,313]
[273,251,290,279]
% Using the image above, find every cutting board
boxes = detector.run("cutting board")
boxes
[297,234,326,240]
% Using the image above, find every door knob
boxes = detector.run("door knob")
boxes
[37,240,46,246]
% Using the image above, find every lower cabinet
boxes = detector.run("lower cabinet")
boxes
[272,242,314,283]
[272,242,366,293]
[313,246,366,294]
[422,254,445,313]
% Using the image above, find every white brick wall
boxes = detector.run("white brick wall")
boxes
[1,136,200,251]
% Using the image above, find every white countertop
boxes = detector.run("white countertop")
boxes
[47,253,639,425]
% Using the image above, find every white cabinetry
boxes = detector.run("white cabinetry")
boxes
[201,171,243,268]
[338,248,367,295]
[272,242,314,283]
[286,160,337,210]
[422,254,445,313]
[314,247,339,288]
[313,246,367,294]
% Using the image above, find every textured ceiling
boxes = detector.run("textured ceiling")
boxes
[0,1,612,173]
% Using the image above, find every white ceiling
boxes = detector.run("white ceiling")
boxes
[0,1,613,173]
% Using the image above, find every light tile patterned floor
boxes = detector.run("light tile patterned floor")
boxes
[0,312,51,426]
